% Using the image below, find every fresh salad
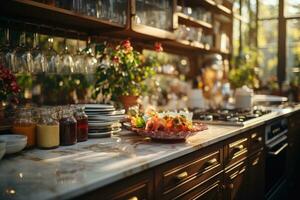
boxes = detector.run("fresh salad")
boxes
[128,107,206,133]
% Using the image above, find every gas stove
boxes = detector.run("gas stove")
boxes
[192,108,274,126]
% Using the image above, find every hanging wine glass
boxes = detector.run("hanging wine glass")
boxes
[0,28,15,71]
[73,37,85,74]
[59,38,75,74]
[32,32,48,73]
[45,36,60,74]
[13,31,34,73]
[83,37,98,74]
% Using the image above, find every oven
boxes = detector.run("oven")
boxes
[265,118,288,200]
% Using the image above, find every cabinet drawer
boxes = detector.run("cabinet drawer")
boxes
[248,129,264,155]
[179,172,223,200]
[155,145,223,200]
[224,160,248,200]
[225,136,248,169]
[77,170,154,200]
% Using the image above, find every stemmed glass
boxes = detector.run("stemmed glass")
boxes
[0,28,14,71]
[32,32,48,73]
[83,38,98,74]
[59,38,75,74]
[45,36,60,74]
[13,31,34,73]
[73,38,85,74]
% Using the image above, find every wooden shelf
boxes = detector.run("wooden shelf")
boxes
[185,0,232,17]
[176,12,213,31]
[0,0,125,34]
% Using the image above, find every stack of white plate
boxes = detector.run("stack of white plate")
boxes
[0,134,27,155]
[85,104,126,138]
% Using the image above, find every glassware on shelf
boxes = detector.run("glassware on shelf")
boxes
[0,28,15,71]
[13,31,34,73]
[86,0,97,17]
[74,105,88,142]
[45,37,61,73]
[11,108,36,148]
[71,0,86,14]
[83,38,98,74]
[73,39,85,74]
[59,107,77,146]
[36,107,60,149]
[59,39,75,74]
[135,0,173,30]
[32,33,48,73]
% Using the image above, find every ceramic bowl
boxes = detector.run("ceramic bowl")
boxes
[0,141,6,160]
[0,135,27,154]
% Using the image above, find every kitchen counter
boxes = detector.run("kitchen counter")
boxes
[0,105,299,200]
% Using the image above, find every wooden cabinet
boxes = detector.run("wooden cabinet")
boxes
[287,111,300,194]
[76,170,154,200]
[224,134,248,169]
[224,161,248,200]
[155,144,223,200]
[77,125,268,200]
[247,151,265,200]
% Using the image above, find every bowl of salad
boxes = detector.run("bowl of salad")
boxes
[127,108,208,141]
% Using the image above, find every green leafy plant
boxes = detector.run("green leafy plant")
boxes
[229,50,259,89]
[93,40,160,101]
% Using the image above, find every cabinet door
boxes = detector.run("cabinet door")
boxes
[247,151,265,200]
[184,174,223,200]
[76,170,154,200]
[224,161,248,200]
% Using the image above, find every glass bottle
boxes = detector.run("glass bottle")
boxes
[74,106,88,142]
[36,108,59,149]
[11,108,36,148]
[59,108,77,145]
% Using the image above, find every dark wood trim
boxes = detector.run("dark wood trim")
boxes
[278,0,286,87]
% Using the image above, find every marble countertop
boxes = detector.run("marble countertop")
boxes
[0,106,299,200]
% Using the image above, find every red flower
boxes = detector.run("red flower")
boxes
[121,40,133,53]
[112,56,120,64]
[0,63,20,104]
[121,40,131,49]
[154,42,163,52]
[10,81,20,93]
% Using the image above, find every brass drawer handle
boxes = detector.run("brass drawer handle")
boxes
[255,137,262,142]
[176,171,188,180]
[233,144,244,151]
[128,196,138,200]
[206,158,218,167]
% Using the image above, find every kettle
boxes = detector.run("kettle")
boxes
[235,86,254,110]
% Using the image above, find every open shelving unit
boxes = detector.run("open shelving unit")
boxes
[0,0,233,57]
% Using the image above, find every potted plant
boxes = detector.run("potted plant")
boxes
[93,40,162,109]
[228,51,259,89]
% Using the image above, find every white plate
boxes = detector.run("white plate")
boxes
[88,115,126,121]
[88,121,116,127]
[0,135,27,154]
[84,104,114,109]
[88,128,122,137]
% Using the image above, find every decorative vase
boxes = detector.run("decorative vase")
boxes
[119,95,139,110]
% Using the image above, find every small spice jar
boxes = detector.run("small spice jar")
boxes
[74,105,88,142]
[11,108,36,148]
[59,108,77,146]
[36,108,59,149]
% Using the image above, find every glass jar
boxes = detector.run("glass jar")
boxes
[36,108,59,149]
[11,108,36,148]
[59,108,77,146]
[74,106,88,142]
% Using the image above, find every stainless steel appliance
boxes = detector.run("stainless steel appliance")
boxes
[193,108,274,126]
[265,117,288,200]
